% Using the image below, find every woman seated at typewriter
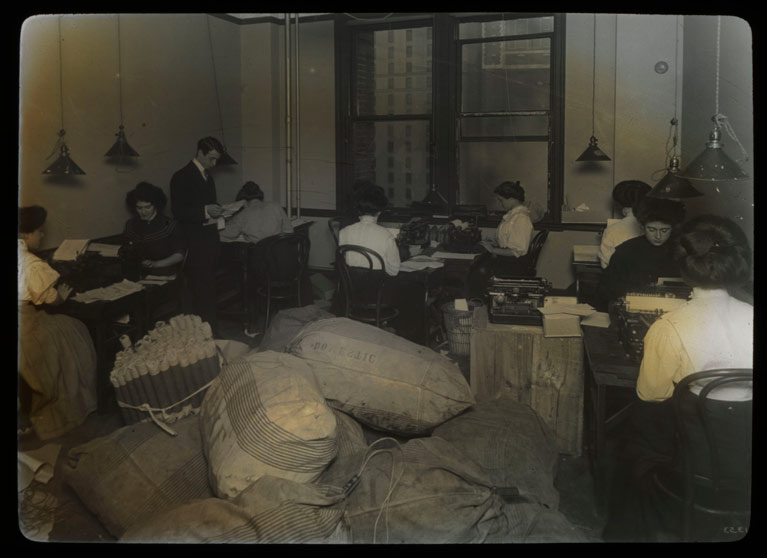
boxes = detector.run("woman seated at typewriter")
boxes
[339,183,401,276]
[480,181,534,262]
[598,180,652,269]
[594,196,685,312]
[122,182,186,278]
[219,181,293,245]
[603,215,753,542]
[18,205,98,440]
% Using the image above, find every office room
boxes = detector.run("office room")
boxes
[17,12,753,544]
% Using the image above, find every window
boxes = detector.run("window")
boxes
[388,46,394,58]
[338,14,563,220]
[388,173,394,184]
[388,156,394,168]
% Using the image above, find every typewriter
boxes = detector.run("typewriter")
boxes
[444,223,483,253]
[486,276,552,325]
[397,218,432,247]
[613,280,693,362]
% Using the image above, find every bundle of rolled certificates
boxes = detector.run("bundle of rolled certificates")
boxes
[109,314,220,427]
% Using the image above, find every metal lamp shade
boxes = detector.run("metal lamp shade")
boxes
[679,125,749,181]
[105,126,140,158]
[648,157,703,198]
[216,148,238,166]
[576,136,611,162]
[43,142,86,175]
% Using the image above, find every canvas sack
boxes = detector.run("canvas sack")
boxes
[258,305,335,353]
[122,474,350,544]
[432,393,560,509]
[62,414,213,539]
[200,351,338,499]
[316,436,508,544]
[287,318,475,435]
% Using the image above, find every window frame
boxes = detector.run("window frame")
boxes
[334,12,568,227]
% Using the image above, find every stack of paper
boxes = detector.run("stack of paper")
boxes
[572,244,600,263]
[87,242,121,258]
[400,255,445,272]
[71,279,144,304]
[138,274,176,286]
[539,297,596,338]
[53,239,90,261]
[431,251,479,260]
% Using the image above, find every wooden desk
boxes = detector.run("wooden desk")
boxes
[470,306,584,456]
[581,324,640,509]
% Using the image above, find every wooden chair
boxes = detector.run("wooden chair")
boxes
[521,228,549,277]
[251,233,310,330]
[335,244,399,328]
[651,368,753,541]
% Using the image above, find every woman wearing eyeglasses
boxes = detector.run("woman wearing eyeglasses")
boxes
[594,196,686,312]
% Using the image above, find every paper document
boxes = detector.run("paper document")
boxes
[431,251,479,260]
[18,444,61,491]
[572,244,600,263]
[222,200,245,218]
[290,217,315,227]
[539,302,596,316]
[581,311,611,328]
[454,298,469,311]
[87,243,121,258]
[138,274,175,286]
[71,279,144,303]
[400,255,444,272]
[53,239,90,261]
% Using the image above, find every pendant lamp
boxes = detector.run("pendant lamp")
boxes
[648,18,702,199]
[43,16,85,176]
[679,16,749,181]
[105,15,139,161]
[577,14,611,162]
[206,15,237,165]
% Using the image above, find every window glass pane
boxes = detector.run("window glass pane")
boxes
[460,115,549,137]
[355,27,432,116]
[352,120,431,208]
[461,38,550,112]
[459,16,554,39]
[457,141,548,216]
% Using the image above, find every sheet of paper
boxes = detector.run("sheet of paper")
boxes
[18,444,61,491]
[431,251,479,260]
[71,279,144,303]
[581,311,611,328]
[221,200,246,218]
[87,243,121,258]
[454,298,469,311]
[539,302,596,316]
[572,244,600,263]
[53,239,90,261]
[400,257,445,272]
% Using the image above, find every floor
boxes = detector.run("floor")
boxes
[17,296,611,544]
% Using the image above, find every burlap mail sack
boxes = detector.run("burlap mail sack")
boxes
[121,474,350,544]
[258,305,335,353]
[431,393,560,510]
[61,414,213,538]
[286,318,475,435]
[200,351,338,499]
[316,436,508,544]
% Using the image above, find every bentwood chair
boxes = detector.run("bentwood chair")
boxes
[651,368,753,541]
[335,244,399,328]
[251,233,310,330]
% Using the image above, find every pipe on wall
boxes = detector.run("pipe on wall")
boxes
[284,12,292,218]
[294,13,301,219]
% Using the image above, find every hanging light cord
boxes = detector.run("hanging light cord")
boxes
[117,15,124,126]
[713,16,749,162]
[590,14,596,137]
[46,15,65,160]
[206,15,227,147]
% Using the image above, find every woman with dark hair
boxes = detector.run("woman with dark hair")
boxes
[603,215,753,542]
[595,196,686,311]
[220,181,293,244]
[339,183,400,276]
[122,181,186,277]
[18,206,98,439]
[598,180,652,268]
[480,181,534,258]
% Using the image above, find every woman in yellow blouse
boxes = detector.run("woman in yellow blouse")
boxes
[18,206,98,439]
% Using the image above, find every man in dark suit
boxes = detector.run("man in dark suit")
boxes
[170,137,225,334]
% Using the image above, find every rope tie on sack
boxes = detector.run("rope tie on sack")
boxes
[117,378,215,436]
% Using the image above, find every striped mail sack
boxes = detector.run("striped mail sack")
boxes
[200,350,339,499]
[109,314,220,428]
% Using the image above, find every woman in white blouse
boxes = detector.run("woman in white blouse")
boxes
[18,206,98,439]
[481,181,533,258]
[604,215,753,542]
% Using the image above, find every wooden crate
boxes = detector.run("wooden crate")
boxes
[470,306,584,456]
